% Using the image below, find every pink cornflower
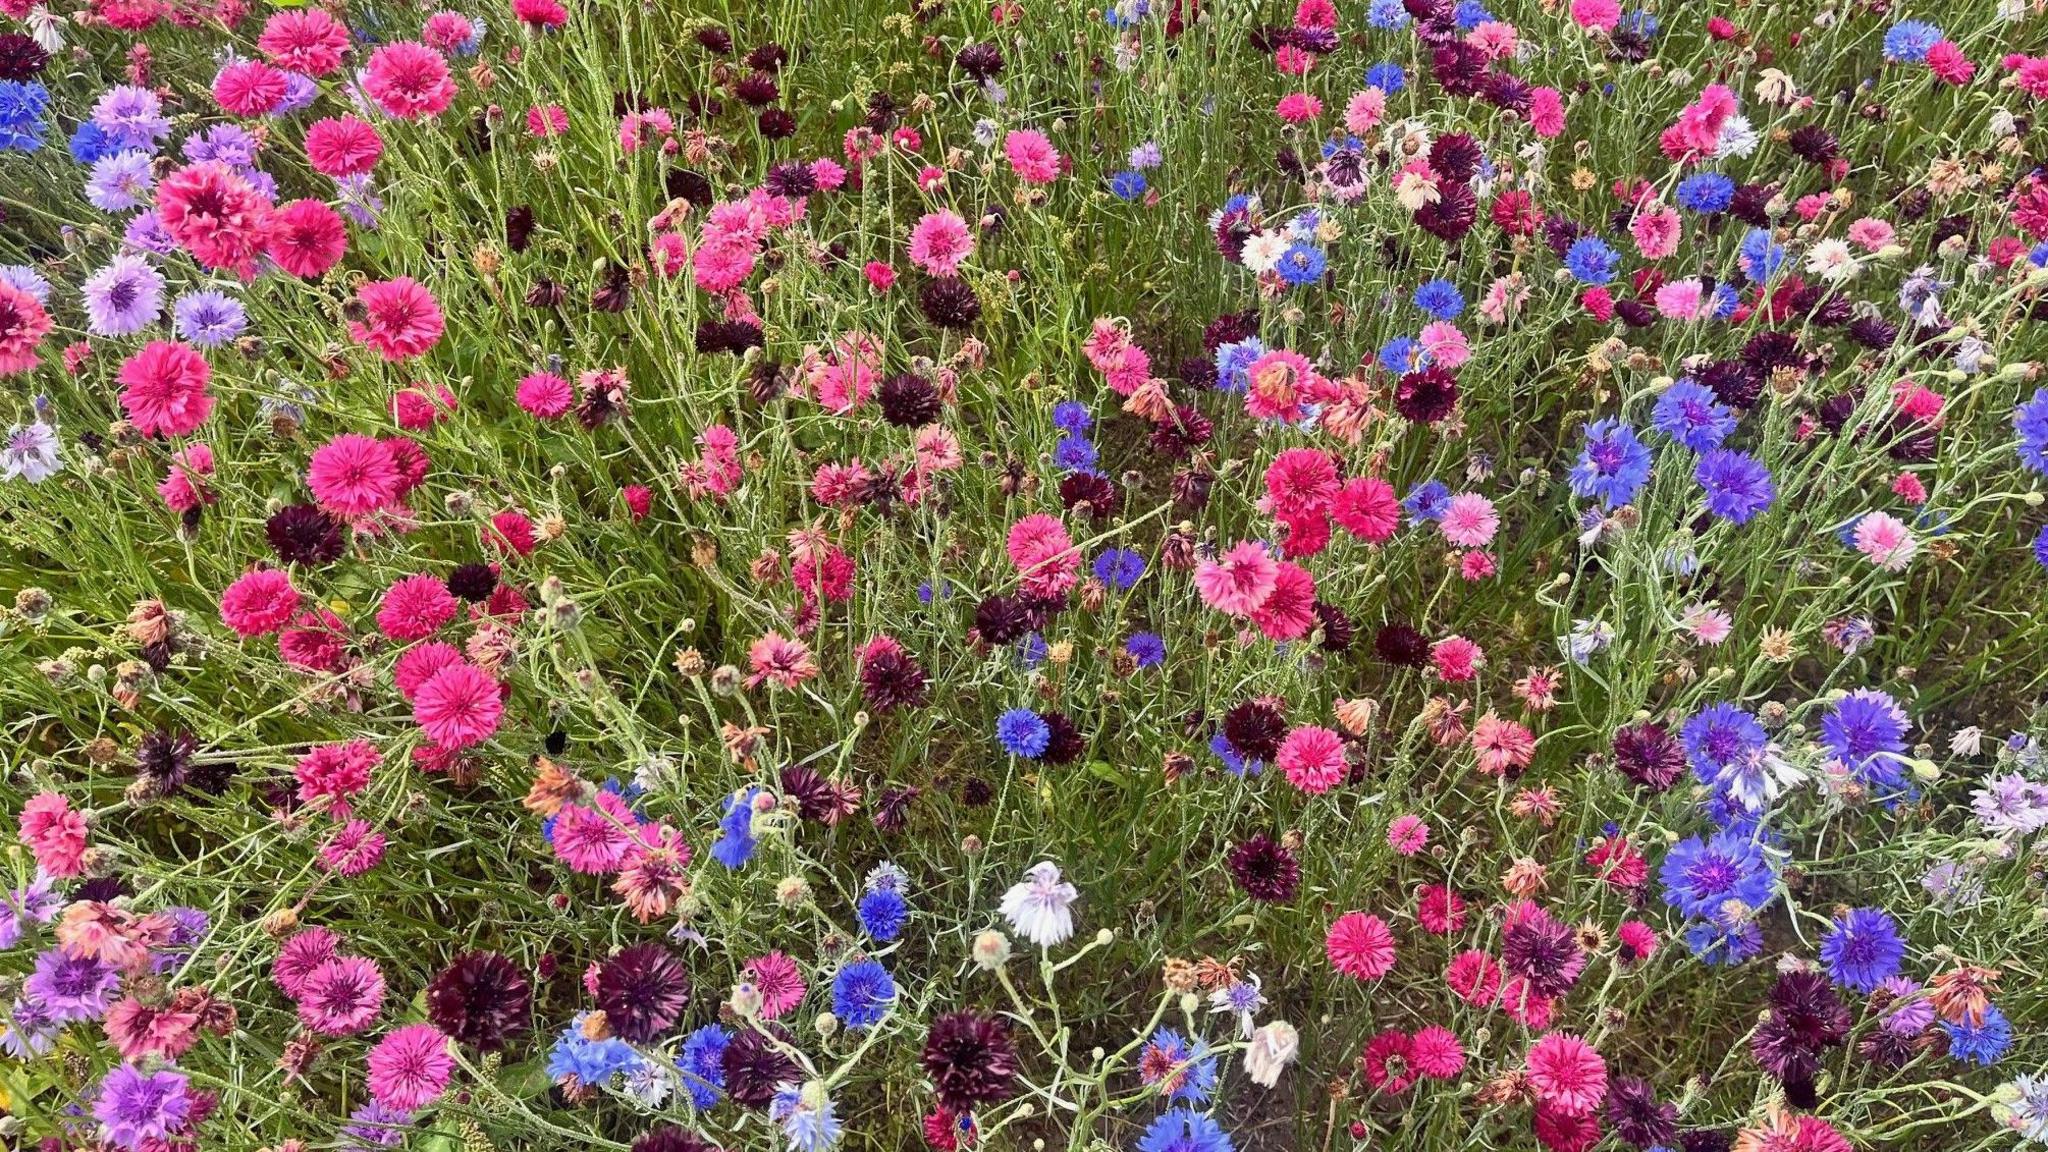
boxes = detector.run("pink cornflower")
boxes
[362,42,456,119]
[259,8,349,74]
[1439,493,1498,547]
[1386,814,1429,855]
[1927,41,1975,85]
[1431,635,1484,681]
[1445,950,1503,1006]
[1891,472,1926,505]
[1344,88,1386,134]
[1249,561,1315,640]
[1568,0,1619,31]
[377,573,458,641]
[1615,921,1660,965]
[907,210,974,277]
[304,116,384,178]
[1326,912,1396,980]
[746,632,817,690]
[295,741,380,813]
[744,952,807,1019]
[1276,725,1345,794]
[413,662,503,749]
[157,444,214,513]
[1630,204,1680,259]
[18,792,87,877]
[1275,92,1322,123]
[1333,477,1399,543]
[297,954,386,1034]
[307,434,400,516]
[394,641,464,701]
[1416,884,1467,935]
[1524,1032,1607,1117]
[1847,218,1895,251]
[319,819,387,877]
[104,996,200,1062]
[551,790,640,874]
[486,510,536,556]
[212,59,288,117]
[863,261,896,293]
[117,341,213,438]
[368,1024,454,1112]
[1409,1025,1465,1079]
[1244,349,1313,422]
[1654,278,1705,320]
[1471,712,1535,776]
[220,569,301,638]
[1195,541,1279,616]
[156,162,272,275]
[349,278,443,361]
[1680,604,1733,645]
[1529,87,1566,138]
[0,280,51,376]
[1854,511,1917,571]
[1263,448,1339,521]
[273,927,340,998]
[1003,129,1060,184]
[1006,513,1080,598]
[512,0,566,27]
[1418,321,1469,368]
[525,104,567,137]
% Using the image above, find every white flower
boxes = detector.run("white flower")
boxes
[999,860,1078,949]
[1715,114,1761,158]
[1806,239,1861,284]
[1951,726,1983,757]
[1240,231,1288,275]
[1243,1020,1298,1088]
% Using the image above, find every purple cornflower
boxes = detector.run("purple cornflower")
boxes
[342,1100,415,1148]
[1819,689,1911,792]
[1567,419,1653,509]
[1651,377,1737,452]
[173,290,249,348]
[0,870,60,948]
[81,253,163,336]
[1970,773,2048,836]
[336,173,383,229]
[90,85,171,153]
[1818,906,1905,992]
[181,122,259,168]
[94,1063,193,1151]
[3,420,62,484]
[24,947,120,1021]
[84,149,154,212]
[123,209,178,257]
[1877,977,1935,1036]
[1695,449,1774,524]
[0,264,50,301]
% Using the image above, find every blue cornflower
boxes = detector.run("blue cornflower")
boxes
[831,959,897,1030]
[68,121,119,165]
[1365,62,1406,93]
[1660,831,1777,920]
[1564,236,1619,284]
[1141,1029,1217,1104]
[1820,689,1911,792]
[1125,631,1166,669]
[1093,547,1146,591]
[1413,278,1464,320]
[1739,228,1787,281]
[2015,388,2048,475]
[2032,241,2048,269]
[1403,479,1452,522]
[771,1084,844,1152]
[1275,243,1327,286]
[856,888,908,942]
[1377,336,1422,374]
[1622,8,1657,37]
[548,1014,643,1085]
[1568,419,1653,509]
[1110,170,1148,201]
[1819,907,1905,993]
[1684,917,1765,967]
[1695,449,1774,524]
[1209,731,1258,776]
[1137,1109,1234,1152]
[1103,0,1150,28]
[710,786,761,869]
[1675,173,1736,214]
[173,291,249,348]
[1215,337,1265,393]
[1709,282,1741,319]
[996,708,1050,758]
[1682,703,1768,783]
[1052,400,1093,433]
[0,81,49,152]
[1454,1,1494,29]
[1017,633,1048,669]
[1365,0,1409,29]
[1944,1006,2012,1065]
[677,1024,730,1109]
[1652,378,1738,452]
[1053,434,1100,474]
[1883,20,1941,63]
[2034,524,2048,570]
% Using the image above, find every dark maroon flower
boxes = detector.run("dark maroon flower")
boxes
[266,504,346,566]
[446,563,498,602]
[427,951,532,1051]
[1226,833,1299,903]
[722,1024,798,1108]
[1373,624,1429,668]
[879,372,942,427]
[1604,1076,1677,1149]
[595,942,691,1043]
[1612,722,1685,791]
[921,1011,1019,1112]
[1221,698,1286,763]
[918,277,981,330]
[1394,366,1460,424]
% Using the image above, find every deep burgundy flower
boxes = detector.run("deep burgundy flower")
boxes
[1221,698,1287,763]
[1677,1130,1734,1152]
[595,942,691,1043]
[955,42,1004,80]
[744,42,788,71]
[860,640,929,713]
[1226,833,1300,903]
[426,951,532,1052]
[630,1126,721,1152]
[921,1011,1020,1112]
[1314,601,1355,652]
[1501,905,1585,998]
[666,169,714,206]
[732,71,778,106]
[1038,712,1085,765]
[763,160,816,198]
[693,25,732,52]
[1414,180,1477,242]
[0,33,49,80]
[1373,623,1429,668]
[1429,134,1482,184]
[1394,366,1460,424]
[1698,359,1762,411]
[1604,1076,1677,1149]
[722,1024,799,1108]
[1611,722,1685,791]
[879,372,942,427]
[135,728,197,796]
[266,504,346,566]
[505,205,536,252]
[446,563,498,602]
[1786,125,1838,165]
[974,594,1032,645]
[918,277,981,330]
[1202,310,1258,352]
[757,108,796,138]
[1058,473,1119,519]
[872,785,919,833]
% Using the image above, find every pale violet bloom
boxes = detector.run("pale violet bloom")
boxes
[771,1081,843,1152]
[3,421,61,484]
[1713,743,1805,813]
[1208,976,1266,1039]
[999,860,1078,949]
